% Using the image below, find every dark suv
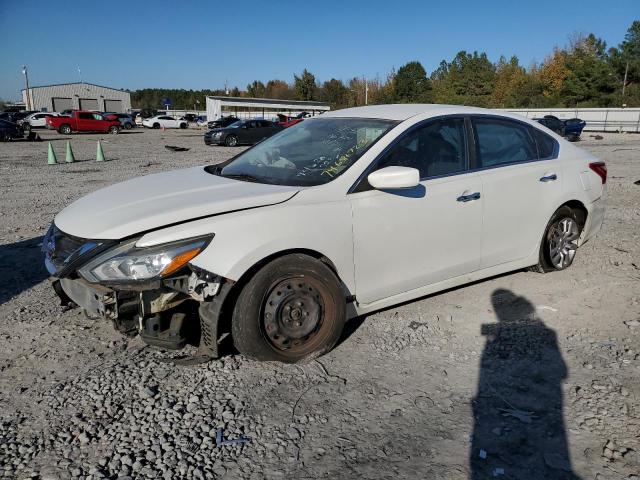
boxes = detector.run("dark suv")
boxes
[206,116,240,130]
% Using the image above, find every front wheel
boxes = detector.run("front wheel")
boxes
[535,206,584,272]
[153,123,160,129]
[179,122,187,129]
[225,135,238,147]
[124,122,133,130]
[109,125,119,135]
[232,254,346,363]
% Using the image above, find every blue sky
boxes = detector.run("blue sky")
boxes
[0,0,637,101]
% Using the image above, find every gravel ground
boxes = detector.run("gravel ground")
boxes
[0,128,639,480]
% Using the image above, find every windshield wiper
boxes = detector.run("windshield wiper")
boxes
[221,173,262,183]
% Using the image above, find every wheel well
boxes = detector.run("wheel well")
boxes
[561,200,587,227]
[216,249,340,339]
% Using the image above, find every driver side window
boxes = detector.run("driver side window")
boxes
[376,117,468,179]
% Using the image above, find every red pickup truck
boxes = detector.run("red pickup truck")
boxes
[46,111,121,135]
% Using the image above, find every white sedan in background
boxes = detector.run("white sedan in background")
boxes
[42,104,606,364]
[22,112,59,130]
[142,115,188,129]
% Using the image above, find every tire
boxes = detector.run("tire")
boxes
[23,123,32,133]
[109,125,119,135]
[124,122,133,130]
[232,254,346,363]
[534,206,584,273]
[225,135,238,147]
[179,123,187,129]
[153,123,160,129]
[59,124,72,135]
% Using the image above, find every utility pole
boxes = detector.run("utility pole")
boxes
[622,61,629,98]
[362,76,368,105]
[22,65,32,110]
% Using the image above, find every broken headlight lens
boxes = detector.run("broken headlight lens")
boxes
[78,235,212,283]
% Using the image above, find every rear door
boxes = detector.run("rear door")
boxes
[472,116,562,268]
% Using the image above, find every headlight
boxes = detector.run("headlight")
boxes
[78,235,212,283]
[213,132,222,138]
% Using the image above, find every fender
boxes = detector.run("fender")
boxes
[137,199,356,294]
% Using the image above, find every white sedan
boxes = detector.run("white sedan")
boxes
[142,115,188,129]
[43,104,606,363]
[23,112,59,130]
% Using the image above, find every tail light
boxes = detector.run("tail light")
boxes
[589,162,607,184]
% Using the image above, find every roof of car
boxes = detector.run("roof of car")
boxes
[322,104,501,121]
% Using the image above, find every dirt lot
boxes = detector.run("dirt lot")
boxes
[0,127,639,480]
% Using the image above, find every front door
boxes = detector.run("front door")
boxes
[350,117,483,305]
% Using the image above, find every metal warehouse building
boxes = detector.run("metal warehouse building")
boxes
[21,82,131,113]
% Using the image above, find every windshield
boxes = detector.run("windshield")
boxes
[227,121,243,128]
[213,118,396,186]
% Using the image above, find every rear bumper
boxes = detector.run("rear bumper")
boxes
[581,195,606,244]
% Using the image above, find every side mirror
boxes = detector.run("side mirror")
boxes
[367,166,420,190]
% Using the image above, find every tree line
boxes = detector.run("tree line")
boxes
[131,20,639,111]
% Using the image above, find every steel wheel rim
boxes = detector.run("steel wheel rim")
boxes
[549,217,579,269]
[262,278,325,354]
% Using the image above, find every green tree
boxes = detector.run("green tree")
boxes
[247,80,266,98]
[294,69,317,101]
[393,61,433,102]
[490,56,530,108]
[434,51,495,106]
[608,20,640,105]
[319,78,349,109]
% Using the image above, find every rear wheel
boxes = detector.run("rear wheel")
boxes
[232,254,346,363]
[535,206,584,272]
[179,123,187,129]
[124,122,133,130]
[109,125,119,135]
[59,124,72,135]
[225,135,238,147]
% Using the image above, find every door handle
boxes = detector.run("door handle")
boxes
[540,173,557,182]
[457,191,481,202]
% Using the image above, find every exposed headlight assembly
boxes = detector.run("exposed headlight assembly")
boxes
[78,235,213,284]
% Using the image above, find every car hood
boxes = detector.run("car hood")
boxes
[54,166,300,240]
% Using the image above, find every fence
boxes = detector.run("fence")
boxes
[501,108,640,133]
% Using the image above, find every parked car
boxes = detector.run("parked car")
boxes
[0,119,25,141]
[46,110,121,134]
[276,114,304,128]
[536,115,586,142]
[104,113,136,130]
[182,113,198,123]
[206,116,239,130]
[204,119,283,146]
[142,115,188,129]
[22,112,59,131]
[42,104,606,364]
[196,116,208,127]
[1,110,37,123]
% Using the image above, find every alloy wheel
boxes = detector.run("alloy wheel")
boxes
[548,217,579,269]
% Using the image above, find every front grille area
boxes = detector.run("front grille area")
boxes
[42,223,107,277]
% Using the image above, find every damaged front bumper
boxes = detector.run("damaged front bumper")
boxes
[44,224,231,361]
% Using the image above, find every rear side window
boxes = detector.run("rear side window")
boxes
[473,118,537,167]
[78,112,93,120]
[376,117,468,179]
[530,127,557,159]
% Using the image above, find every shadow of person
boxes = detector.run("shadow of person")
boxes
[0,236,49,305]
[470,289,580,479]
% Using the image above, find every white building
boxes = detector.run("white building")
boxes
[205,96,330,121]
[21,82,132,113]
